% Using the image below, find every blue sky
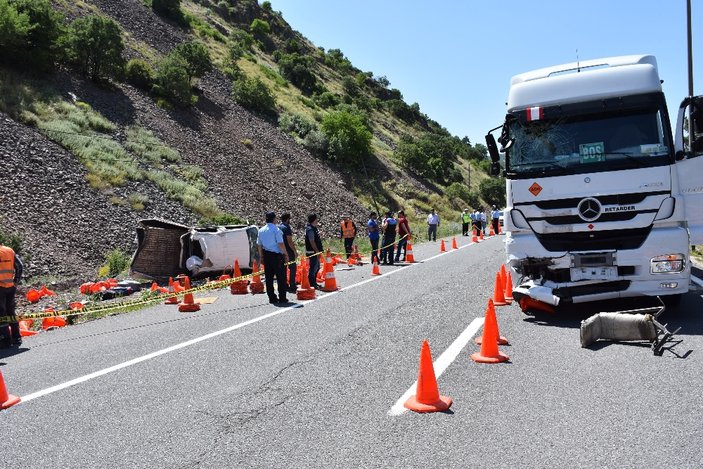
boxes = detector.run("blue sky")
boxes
[269,0,699,146]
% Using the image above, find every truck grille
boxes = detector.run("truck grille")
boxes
[538,227,652,251]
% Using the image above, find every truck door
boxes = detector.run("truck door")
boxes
[675,96,703,244]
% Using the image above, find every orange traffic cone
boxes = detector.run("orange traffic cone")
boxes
[19,319,39,337]
[489,224,495,236]
[317,254,326,284]
[230,258,248,295]
[499,264,507,289]
[371,259,381,276]
[404,340,452,413]
[471,227,478,243]
[165,277,179,304]
[0,371,20,410]
[41,316,67,330]
[440,239,446,252]
[405,242,416,263]
[321,249,339,291]
[296,262,316,300]
[475,299,509,346]
[179,277,200,312]
[504,271,514,304]
[452,237,458,249]
[497,223,501,234]
[492,271,508,306]
[479,229,484,241]
[471,304,510,363]
[348,255,357,266]
[249,261,265,294]
[26,289,40,303]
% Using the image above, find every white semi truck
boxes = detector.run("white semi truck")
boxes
[485,54,703,311]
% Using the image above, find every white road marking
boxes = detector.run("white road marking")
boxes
[19,237,488,404]
[388,317,485,416]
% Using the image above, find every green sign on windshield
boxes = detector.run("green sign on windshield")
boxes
[580,142,605,163]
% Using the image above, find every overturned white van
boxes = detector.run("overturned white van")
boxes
[130,219,258,279]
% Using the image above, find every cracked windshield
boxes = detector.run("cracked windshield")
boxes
[507,107,670,175]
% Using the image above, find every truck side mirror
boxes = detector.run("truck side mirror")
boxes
[490,161,501,176]
[485,133,500,163]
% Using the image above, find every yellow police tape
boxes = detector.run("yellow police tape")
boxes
[1,234,412,324]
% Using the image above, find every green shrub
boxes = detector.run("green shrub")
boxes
[102,248,131,277]
[313,91,340,108]
[321,109,372,166]
[302,129,328,158]
[66,15,125,82]
[276,52,317,94]
[125,58,155,89]
[0,229,23,254]
[127,193,149,211]
[445,182,471,203]
[201,212,245,226]
[172,40,212,82]
[125,126,180,166]
[259,65,287,87]
[395,134,468,183]
[324,48,352,73]
[156,53,192,107]
[278,112,316,138]
[249,18,270,40]
[231,75,277,117]
[479,177,506,207]
[1,0,64,73]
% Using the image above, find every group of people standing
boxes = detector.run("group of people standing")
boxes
[460,206,501,236]
[256,210,415,304]
[367,210,411,265]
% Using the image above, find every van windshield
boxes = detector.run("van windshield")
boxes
[505,96,672,177]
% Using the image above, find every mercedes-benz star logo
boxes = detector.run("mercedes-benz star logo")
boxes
[577,197,602,222]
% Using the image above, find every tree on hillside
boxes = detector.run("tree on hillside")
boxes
[172,41,212,83]
[479,177,506,207]
[232,75,277,117]
[67,15,125,82]
[395,134,463,183]
[0,1,30,58]
[277,52,317,94]
[249,18,270,40]
[7,0,64,72]
[156,53,192,107]
[321,109,372,166]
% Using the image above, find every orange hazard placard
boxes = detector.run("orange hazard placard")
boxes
[529,182,542,196]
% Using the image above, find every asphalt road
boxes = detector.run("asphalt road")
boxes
[2,235,702,468]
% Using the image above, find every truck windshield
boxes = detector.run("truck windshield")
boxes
[506,100,672,177]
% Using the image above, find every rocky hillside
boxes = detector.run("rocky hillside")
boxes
[1,64,366,280]
[0,0,487,283]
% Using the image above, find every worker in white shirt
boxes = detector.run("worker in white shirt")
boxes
[427,209,440,241]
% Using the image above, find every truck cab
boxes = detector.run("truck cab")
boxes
[486,55,703,309]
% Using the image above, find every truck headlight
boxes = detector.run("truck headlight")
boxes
[650,254,685,274]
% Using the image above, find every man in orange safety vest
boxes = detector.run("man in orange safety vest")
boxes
[0,245,24,347]
[340,215,358,259]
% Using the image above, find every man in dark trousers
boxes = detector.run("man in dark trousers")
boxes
[278,212,297,294]
[380,211,397,265]
[0,244,23,347]
[395,210,412,263]
[305,213,323,289]
[340,214,357,259]
[257,212,290,304]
